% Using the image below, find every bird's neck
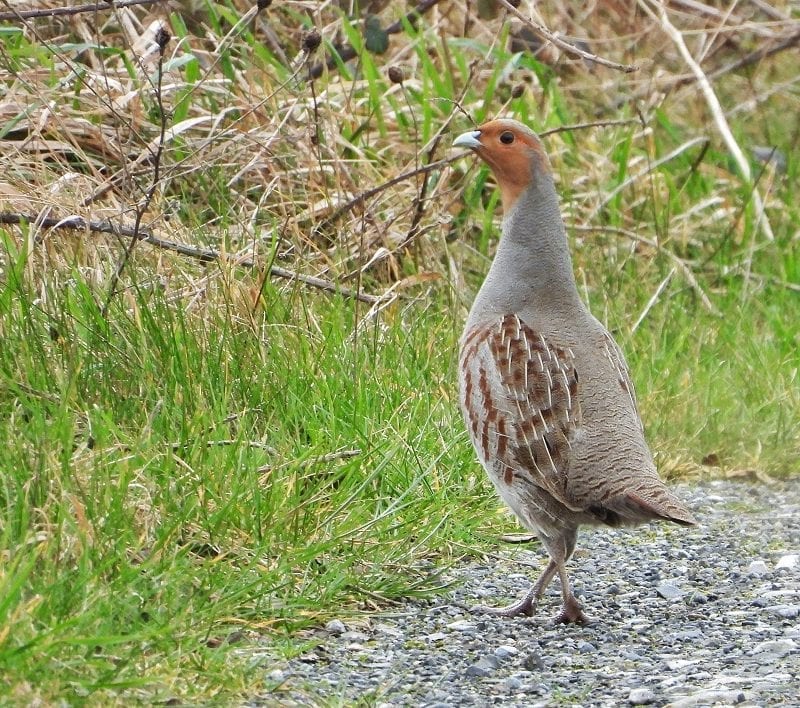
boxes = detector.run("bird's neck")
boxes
[469,180,585,324]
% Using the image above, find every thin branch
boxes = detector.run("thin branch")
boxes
[639,0,774,241]
[572,224,720,316]
[496,0,639,73]
[399,65,478,253]
[592,136,710,216]
[258,448,362,474]
[707,27,800,80]
[0,212,386,304]
[0,0,162,22]
[320,119,648,231]
[631,268,675,333]
[170,439,279,453]
[540,118,640,137]
[101,26,171,317]
[316,156,460,232]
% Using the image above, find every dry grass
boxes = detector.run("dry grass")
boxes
[0,0,798,703]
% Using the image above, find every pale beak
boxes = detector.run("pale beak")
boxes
[453,129,482,150]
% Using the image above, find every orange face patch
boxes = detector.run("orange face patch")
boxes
[471,120,551,212]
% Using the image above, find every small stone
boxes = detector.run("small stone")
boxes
[747,560,770,576]
[483,654,501,669]
[628,687,656,705]
[494,645,519,659]
[668,629,703,642]
[766,604,800,619]
[426,632,447,643]
[751,638,796,657]
[666,657,698,671]
[523,651,545,671]
[375,623,403,638]
[267,669,284,683]
[446,619,476,632]
[577,641,596,653]
[465,657,498,677]
[325,619,346,635]
[666,689,746,707]
[504,676,523,690]
[776,554,799,570]
[341,630,368,642]
[656,583,685,600]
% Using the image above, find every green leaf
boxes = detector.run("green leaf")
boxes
[363,15,389,55]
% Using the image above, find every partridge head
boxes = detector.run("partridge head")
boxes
[454,119,696,624]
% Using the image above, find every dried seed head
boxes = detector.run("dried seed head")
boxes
[511,84,525,99]
[303,29,322,53]
[257,0,272,10]
[155,26,171,52]
[387,66,404,85]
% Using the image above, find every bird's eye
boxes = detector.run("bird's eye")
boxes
[500,131,515,144]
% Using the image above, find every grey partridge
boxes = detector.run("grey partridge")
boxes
[454,119,697,624]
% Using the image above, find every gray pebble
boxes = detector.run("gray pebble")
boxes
[665,688,746,707]
[523,651,545,671]
[656,583,685,600]
[324,619,346,635]
[340,630,368,642]
[446,619,476,632]
[747,560,769,576]
[751,638,796,657]
[465,656,499,677]
[628,687,656,704]
[259,481,800,707]
[766,604,800,619]
[494,644,519,659]
[776,554,798,570]
[504,676,523,690]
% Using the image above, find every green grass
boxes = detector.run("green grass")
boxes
[0,246,497,701]
[1,2,799,703]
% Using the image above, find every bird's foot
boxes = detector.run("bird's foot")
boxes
[471,587,537,618]
[552,595,590,625]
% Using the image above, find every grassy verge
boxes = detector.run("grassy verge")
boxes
[1,1,798,703]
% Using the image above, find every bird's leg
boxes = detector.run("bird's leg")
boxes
[548,528,589,625]
[471,558,559,618]
[551,562,589,625]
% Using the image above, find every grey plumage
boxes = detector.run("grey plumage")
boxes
[454,119,696,623]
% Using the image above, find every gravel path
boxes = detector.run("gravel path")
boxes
[263,480,800,706]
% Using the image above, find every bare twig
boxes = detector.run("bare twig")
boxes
[258,448,362,474]
[321,119,648,232]
[307,0,445,80]
[101,25,171,317]
[0,0,161,22]
[317,156,460,232]
[540,118,640,137]
[170,439,279,453]
[572,224,720,316]
[707,27,800,80]
[0,212,387,304]
[631,267,675,333]
[639,0,774,241]
[592,136,710,216]
[400,65,478,253]
[496,0,639,73]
